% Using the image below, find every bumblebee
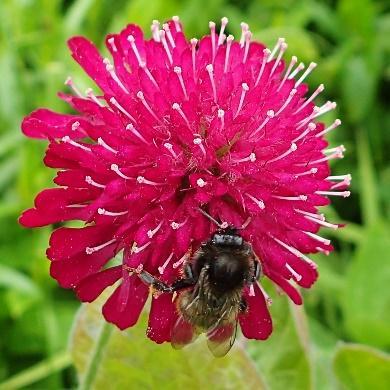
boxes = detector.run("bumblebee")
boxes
[136,226,261,357]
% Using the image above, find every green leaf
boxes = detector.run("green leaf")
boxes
[341,56,377,124]
[333,343,390,390]
[343,223,390,348]
[248,283,313,390]
[69,292,267,389]
[253,27,319,64]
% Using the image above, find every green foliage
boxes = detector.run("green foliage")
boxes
[333,344,390,390]
[0,0,389,389]
[69,292,266,390]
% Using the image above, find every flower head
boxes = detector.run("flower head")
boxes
[20,17,350,344]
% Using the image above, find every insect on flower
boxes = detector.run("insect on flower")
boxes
[20,16,350,356]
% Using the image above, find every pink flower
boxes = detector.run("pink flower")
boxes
[20,17,350,344]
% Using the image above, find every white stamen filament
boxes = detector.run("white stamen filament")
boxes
[267,142,297,164]
[140,62,159,88]
[316,247,330,255]
[159,30,173,64]
[234,83,249,119]
[278,56,298,91]
[245,193,265,209]
[173,66,188,100]
[313,101,337,119]
[288,62,305,80]
[61,136,91,152]
[132,241,151,254]
[98,137,117,154]
[249,283,255,296]
[294,208,325,221]
[164,142,178,158]
[108,37,117,52]
[206,64,217,102]
[209,21,216,59]
[234,152,256,163]
[297,106,320,130]
[292,122,316,144]
[173,253,188,269]
[285,263,302,281]
[86,88,104,107]
[294,84,324,114]
[137,176,165,186]
[239,22,249,47]
[104,60,129,94]
[172,15,181,32]
[85,176,106,189]
[111,164,131,179]
[147,221,163,238]
[224,35,234,73]
[193,137,206,156]
[170,218,188,230]
[303,231,331,245]
[218,17,228,46]
[268,37,285,62]
[163,23,175,47]
[273,195,307,201]
[295,62,317,87]
[126,123,148,144]
[109,97,136,122]
[275,88,297,116]
[258,283,273,305]
[331,179,351,190]
[64,77,83,98]
[98,208,128,217]
[316,190,350,198]
[308,150,344,165]
[127,35,145,66]
[137,91,161,123]
[255,49,271,87]
[328,174,352,181]
[86,239,116,254]
[294,167,318,178]
[172,103,191,128]
[158,252,174,274]
[251,110,275,138]
[271,235,317,267]
[243,31,252,63]
[151,20,160,42]
[325,145,346,154]
[218,109,225,130]
[316,119,342,137]
[190,38,198,80]
[270,42,287,76]
[304,215,339,230]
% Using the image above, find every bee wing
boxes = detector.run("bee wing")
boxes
[206,317,238,357]
[171,315,199,350]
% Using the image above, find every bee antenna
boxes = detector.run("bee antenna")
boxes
[197,208,227,228]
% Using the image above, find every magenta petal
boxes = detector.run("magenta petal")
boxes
[102,274,149,330]
[239,284,272,340]
[147,293,178,344]
[76,266,122,302]
[21,109,85,139]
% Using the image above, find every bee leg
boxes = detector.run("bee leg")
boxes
[169,265,198,292]
[137,269,173,292]
[252,260,261,282]
[239,298,248,312]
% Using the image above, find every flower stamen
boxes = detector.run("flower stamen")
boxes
[85,176,106,189]
[158,252,174,274]
[97,137,118,154]
[206,64,217,102]
[234,83,249,119]
[61,136,91,152]
[86,238,116,254]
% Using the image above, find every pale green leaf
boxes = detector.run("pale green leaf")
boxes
[69,292,267,389]
[333,343,390,390]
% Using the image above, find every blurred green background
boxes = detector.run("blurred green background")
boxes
[0,0,389,389]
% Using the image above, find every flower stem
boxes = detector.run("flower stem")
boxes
[0,351,71,389]
[78,321,113,390]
